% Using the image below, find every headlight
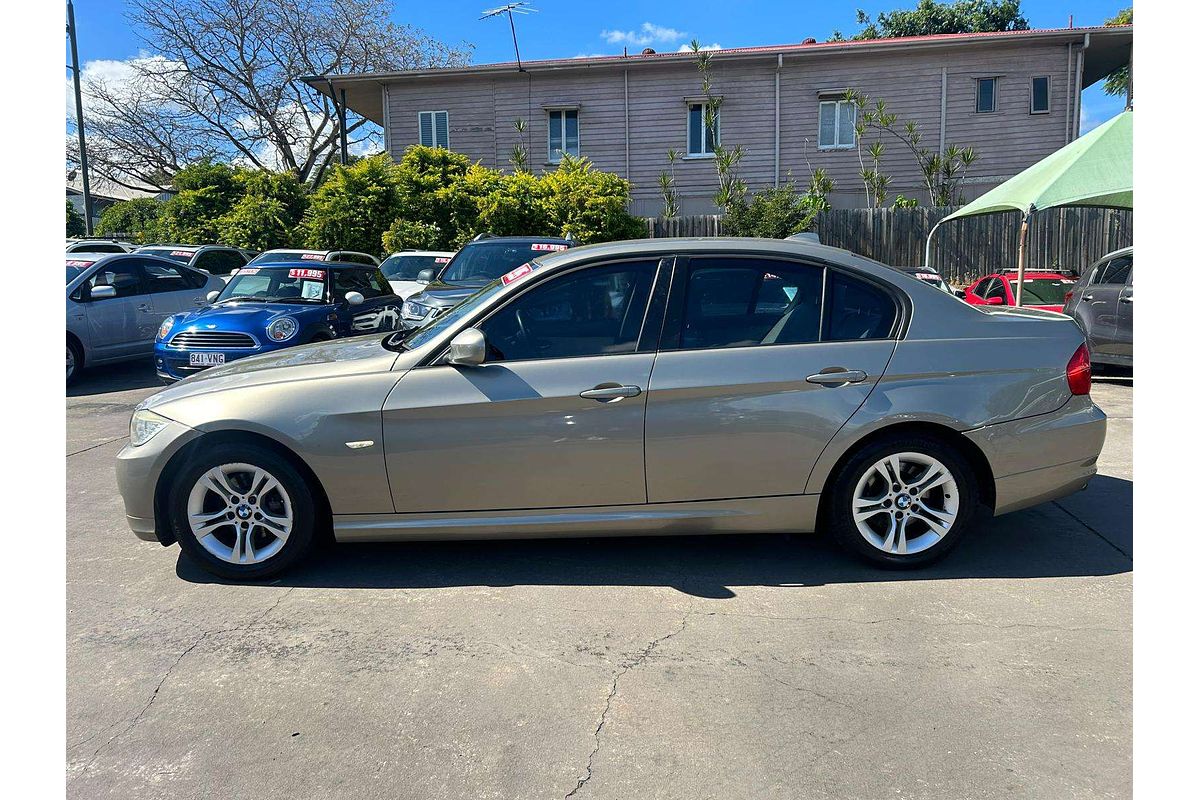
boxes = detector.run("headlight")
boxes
[266,317,299,342]
[157,315,177,342]
[402,300,431,320]
[130,409,169,447]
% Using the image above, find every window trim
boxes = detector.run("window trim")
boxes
[658,254,904,354]
[418,110,450,148]
[546,108,580,164]
[817,99,857,150]
[1029,75,1050,115]
[686,101,720,157]
[975,77,998,114]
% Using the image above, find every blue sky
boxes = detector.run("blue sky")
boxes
[68,0,1129,131]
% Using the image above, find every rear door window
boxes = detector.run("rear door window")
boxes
[141,260,194,293]
[679,258,823,349]
[1095,256,1132,285]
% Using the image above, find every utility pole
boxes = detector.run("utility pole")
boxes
[67,0,93,235]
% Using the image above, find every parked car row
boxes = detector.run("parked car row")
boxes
[115,236,1107,581]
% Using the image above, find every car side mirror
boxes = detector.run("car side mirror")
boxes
[206,290,220,303]
[416,269,437,283]
[90,285,117,300]
[953,288,966,298]
[447,327,486,367]
[984,296,1005,306]
[345,291,365,306]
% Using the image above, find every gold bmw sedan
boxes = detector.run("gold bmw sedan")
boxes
[117,238,1105,580]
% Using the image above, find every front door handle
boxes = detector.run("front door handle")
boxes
[136,303,151,312]
[806,369,868,386]
[1082,294,1095,302]
[580,384,642,402]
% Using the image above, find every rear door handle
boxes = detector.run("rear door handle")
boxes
[580,384,642,402]
[806,369,868,386]
[1119,296,1133,304]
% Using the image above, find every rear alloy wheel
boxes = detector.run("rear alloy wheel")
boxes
[828,436,978,568]
[169,443,317,580]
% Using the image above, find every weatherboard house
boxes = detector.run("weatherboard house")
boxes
[309,25,1131,215]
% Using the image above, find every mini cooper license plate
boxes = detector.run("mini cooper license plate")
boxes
[189,353,225,367]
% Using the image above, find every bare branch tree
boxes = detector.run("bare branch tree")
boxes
[76,0,471,189]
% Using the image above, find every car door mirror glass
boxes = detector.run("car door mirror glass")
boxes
[90,285,117,300]
[447,327,486,367]
[206,290,220,303]
[345,291,365,306]
[417,269,437,283]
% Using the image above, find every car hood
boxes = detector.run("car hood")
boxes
[410,280,486,307]
[141,335,401,412]
[172,301,324,330]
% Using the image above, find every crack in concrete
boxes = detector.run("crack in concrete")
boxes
[69,588,295,782]
[66,436,127,458]
[1052,500,1132,560]
[564,611,691,798]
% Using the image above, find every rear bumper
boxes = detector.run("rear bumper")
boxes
[964,395,1106,515]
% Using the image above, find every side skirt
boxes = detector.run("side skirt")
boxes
[333,495,820,543]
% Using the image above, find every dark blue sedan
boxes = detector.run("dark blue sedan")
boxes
[154,262,402,382]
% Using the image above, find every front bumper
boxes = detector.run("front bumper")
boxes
[155,342,269,382]
[115,417,202,544]
[964,395,1107,515]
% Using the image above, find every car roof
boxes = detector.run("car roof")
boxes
[240,260,372,270]
[385,250,455,257]
[465,236,571,244]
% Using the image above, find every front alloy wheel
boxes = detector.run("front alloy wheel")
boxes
[828,435,978,568]
[169,442,317,579]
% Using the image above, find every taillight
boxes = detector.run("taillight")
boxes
[1066,343,1091,395]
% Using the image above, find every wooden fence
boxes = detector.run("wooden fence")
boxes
[643,207,1133,284]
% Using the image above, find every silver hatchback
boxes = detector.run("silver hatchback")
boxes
[116,239,1106,579]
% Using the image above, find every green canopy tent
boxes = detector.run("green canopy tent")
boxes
[925,109,1132,305]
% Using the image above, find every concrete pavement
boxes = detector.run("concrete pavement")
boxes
[66,361,1132,799]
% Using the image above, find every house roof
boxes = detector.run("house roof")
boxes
[66,174,161,203]
[305,25,1131,124]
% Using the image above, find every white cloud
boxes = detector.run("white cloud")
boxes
[679,42,722,52]
[601,22,688,47]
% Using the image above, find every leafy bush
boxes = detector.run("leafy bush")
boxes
[540,155,645,243]
[724,182,824,239]
[66,200,86,237]
[216,170,308,250]
[300,154,403,255]
[155,160,243,243]
[393,145,473,248]
[382,219,443,252]
[96,198,162,242]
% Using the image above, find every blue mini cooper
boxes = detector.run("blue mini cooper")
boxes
[154,261,402,382]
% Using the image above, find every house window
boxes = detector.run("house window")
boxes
[818,100,856,149]
[976,78,998,113]
[418,111,449,148]
[687,102,719,156]
[1030,76,1050,114]
[547,109,579,163]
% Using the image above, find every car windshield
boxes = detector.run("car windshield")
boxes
[1019,278,1073,304]
[380,254,450,281]
[440,241,562,284]
[250,251,326,265]
[138,248,194,264]
[215,266,328,304]
[392,279,508,351]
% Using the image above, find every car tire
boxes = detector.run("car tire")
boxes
[66,338,83,385]
[826,434,979,569]
[167,441,318,580]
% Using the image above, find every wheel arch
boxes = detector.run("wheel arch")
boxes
[814,421,996,523]
[66,330,85,367]
[153,429,333,547]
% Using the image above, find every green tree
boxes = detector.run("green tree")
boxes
[300,154,403,255]
[541,155,645,243]
[155,160,243,243]
[96,198,162,242]
[1103,8,1132,98]
[690,41,748,213]
[382,219,443,252]
[216,170,308,251]
[831,0,1029,41]
[724,181,825,238]
[66,199,86,237]
[392,145,474,249]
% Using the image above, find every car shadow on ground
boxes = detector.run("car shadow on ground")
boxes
[177,476,1132,597]
[68,360,161,397]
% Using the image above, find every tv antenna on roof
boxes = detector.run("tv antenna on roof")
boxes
[480,3,537,72]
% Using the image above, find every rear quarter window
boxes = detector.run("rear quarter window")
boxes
[822,272,897,341]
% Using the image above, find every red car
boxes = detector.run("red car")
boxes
[962,271,1076,313]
